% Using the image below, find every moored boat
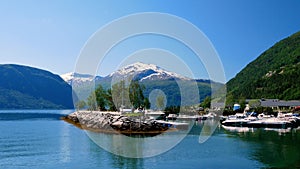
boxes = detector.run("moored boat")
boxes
[222,113,298,129]
[145,110,165,120]
[247,118,292,129]
[167,114,178,121]
[222,118,251,127]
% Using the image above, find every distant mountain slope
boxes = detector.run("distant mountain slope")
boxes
[141,79,213,106]
[63,62,222,106]
[227,31,300,100]
[0,64,74,109]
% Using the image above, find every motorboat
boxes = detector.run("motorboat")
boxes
[222,117,251,127]
[145,110,165,120]
[222,113,255,127]
[248,117,293,129]
[202,112,217,120]
[222,112,300,129]
[167,114,178,121]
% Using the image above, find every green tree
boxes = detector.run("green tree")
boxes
[111,80,130,109]
[106,89,117,111]
[144,98,151,109]
[76,100,86,111]
[248,99,260,108]
[200,96,211,108]
[129,81,145,109]
[87,92,97,110]
[254,106,274,115]
[238,96,246,111]
[86,80,150,111]
[95,85,107,111]
[156,94,165,110]
[226,93,235,107]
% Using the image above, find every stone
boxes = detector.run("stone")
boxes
[64,111,170,133]
[111,121,123,128]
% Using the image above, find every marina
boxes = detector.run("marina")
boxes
[221,112,300,129]
[2,110,300,168]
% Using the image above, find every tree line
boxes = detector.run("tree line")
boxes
[76,80,150,111]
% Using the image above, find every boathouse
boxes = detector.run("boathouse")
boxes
[260,99,300,112]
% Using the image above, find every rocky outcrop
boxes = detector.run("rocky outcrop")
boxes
[63,111,170,135]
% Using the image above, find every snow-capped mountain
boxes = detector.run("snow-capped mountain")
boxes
[61,62,190,86]
[107,62,190,81]
[60,63,219,106]
[61,72,102,85]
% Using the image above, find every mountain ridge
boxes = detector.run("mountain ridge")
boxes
[62,62,219,106]
[61,62,191,85]
[0,64,75,109]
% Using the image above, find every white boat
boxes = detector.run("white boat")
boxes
[145,110,165,120]
[202,112,217,120]
[222,125,253,132]
[155,120,190,130]
[246,117,293,129]
[222,112,300,129]
[222,113,253,127]
[257,113,273,120]
[222,118,251,127]
[262,117,292,128]
[167,114,178,121]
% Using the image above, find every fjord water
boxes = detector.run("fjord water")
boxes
[1,110,300,169]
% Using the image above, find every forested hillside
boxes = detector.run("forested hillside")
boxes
[227,31,300,101]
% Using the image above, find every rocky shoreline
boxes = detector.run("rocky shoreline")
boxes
[62,111,171,136]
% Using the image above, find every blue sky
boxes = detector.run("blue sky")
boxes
[0,0,299,81]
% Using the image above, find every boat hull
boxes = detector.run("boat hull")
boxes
[222,119,294,129]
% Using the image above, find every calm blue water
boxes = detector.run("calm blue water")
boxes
[0,110,300,169]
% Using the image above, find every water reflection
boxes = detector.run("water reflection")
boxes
[222,127,300,168]
[84,135,145,169]
[110,155,144,169]
[199,119,220,143]
[86,130,188,158]
[59,122,71,163]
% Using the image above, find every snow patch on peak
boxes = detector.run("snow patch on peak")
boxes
[110,62,190,81]
[139,73,161,81]
[60,72,97,85]
[110,62,158,76]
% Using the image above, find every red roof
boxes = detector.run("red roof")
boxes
[294,106,300,111]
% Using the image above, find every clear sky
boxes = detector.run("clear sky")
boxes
[0,0,299,81]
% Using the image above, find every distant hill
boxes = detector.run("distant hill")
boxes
[227,31,300,100]
[62,62,222,106]
[0,64,75,109]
